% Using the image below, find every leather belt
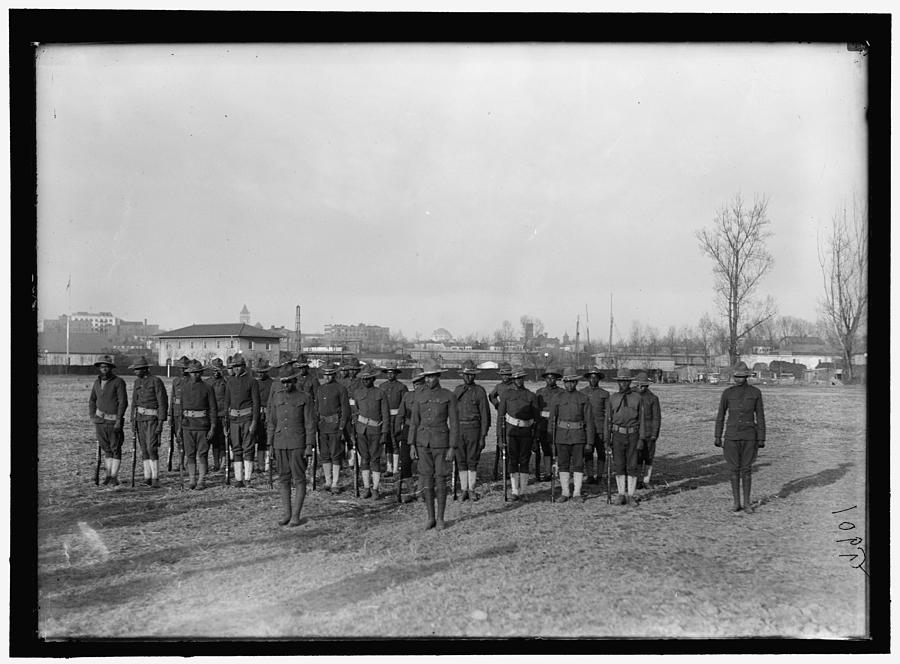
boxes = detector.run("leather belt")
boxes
[349,398,357,406]
[95,409,118,421]
[612,424,638,434]
[505,414,534,428]
[136,407,158,416]
[358,415,382,427]
[557,420,584,430]
[319,414,339,423]
[229,407,253,417]
[183,410,207,418]
[459,419,481,425]
[540,410,550,418]
[389,408,400,416]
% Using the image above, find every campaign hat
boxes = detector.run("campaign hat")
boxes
[321,362,339,375]
[128,356,151,370]
[635,371,651,386]
[420,358,444,376]
[228,354,246,368]
[583,366,603,378]
[94,354,116,368]
[459,359,480,375]
[252,358,272,374]
[732,361,752,378]
[541,367,563,379]
[510,366,528,379]
[614,369,633,381]
[498,362,513,376]
[562,366,581,382]
[184,359,205,374]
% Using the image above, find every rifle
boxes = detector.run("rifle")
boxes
[550,422,558,503]
[501,421,508,502]
[606,446,612,505]
[352,428,360,498]
[224,423,232,485]
[93,440,102,486]
[167,419,175,471]
[310,434,317,491]
[534,429,542,482]
[131,422,138,488]
[452,457,458,501]
[396,438,403,504]
[179,420,184,491]
[493,423,501,481]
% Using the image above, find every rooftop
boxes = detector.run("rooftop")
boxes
[157,323,282,339]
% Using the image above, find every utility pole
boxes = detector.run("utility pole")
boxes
[608,293,614,368]
[295,305,302,355]
[574,315,580,369]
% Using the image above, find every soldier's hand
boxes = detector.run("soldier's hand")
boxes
[114,419,123,432]
[757,439,765,449]
[585,445,594,456]
[409,445,418,461]
[650,436,657,443]
[380,434,388,444]
[714,438,723,448]
[479,436,486,452]
[637,439,645,451]
[444,449,455,463]
[305,445,313,456]
[206,429,214,442]
[249,422,257,435]
[605,444,612,454]
[267,435,275,448]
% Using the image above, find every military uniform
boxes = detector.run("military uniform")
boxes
[549,368,595,501]
[169,356,190,470]
[409,359,459,529]
[316,363,351,493]
[581,368,610,483]
[636,372,661,486]
[339,357,363,465]
[180,361,217,489]
[88,356,128,486]
[395,375,423,498]
[609,372,645,505]
[715,361,766,513]
[535,370,564,480]
[205,359,229,470]
[253,360,275,471]
[379,364,408,477]
[353,366,391,498]
[224,356,260,487]
[129,356,169,487]
[498,367,539,499]
[488,363,514,481]
[453,359,490,500]
[267,367,316,526]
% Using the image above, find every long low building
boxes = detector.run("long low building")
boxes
[156,323,281,367]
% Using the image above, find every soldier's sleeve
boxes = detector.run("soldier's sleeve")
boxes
[88,380,98,418]
[448,391,459,449]
[117,378,129,421]
[652,395,661,439]
[157,378,168,421]
[478,386,490,438]
[638,395,647,440]
[224,383,232,414]
[339,385,351,430]
[207,383,217,423]
[755,389,766,441]
[489,385,500,410]
[714,389,728,439]
[584,397,595,443]
[304,395,316,443]
[408,397,420,447]
[130,381,138,421]
[396,395,407,424]
[267,394,277,437]
[380,391,390,435]
[251,379,260,424]
[169,379,175,413]
[497,391,507,423]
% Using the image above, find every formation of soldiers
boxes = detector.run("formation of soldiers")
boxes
[88,352,766,529]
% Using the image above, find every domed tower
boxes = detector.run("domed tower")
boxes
[240,304,250,325]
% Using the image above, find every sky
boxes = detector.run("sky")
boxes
[35,41,867,342]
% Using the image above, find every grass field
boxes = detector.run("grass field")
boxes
[36,375,868,640]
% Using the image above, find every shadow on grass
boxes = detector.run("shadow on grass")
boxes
[756,462,855,506]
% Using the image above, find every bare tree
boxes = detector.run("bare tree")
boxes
[697,193,777,365]
[818,199,867,382]
[493,320,517,346]
[519,315,545,341]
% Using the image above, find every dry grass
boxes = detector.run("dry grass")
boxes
[37,375,867,639]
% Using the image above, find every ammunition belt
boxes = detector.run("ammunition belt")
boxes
[557,420,584,430]
[612,424,638,434]
[136,407,158,416]
[319,414,339,423]
[229,407,253,417]
[505,414,534,428]
[358,415,382,427]
[389,408,400,416]
[540,410,550,418]
[183,410,208,418]
[95,409,118,422]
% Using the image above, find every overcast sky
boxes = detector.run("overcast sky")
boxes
[35,42,867,341]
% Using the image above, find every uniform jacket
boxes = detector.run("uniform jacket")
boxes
[379,379,409,420]
[581,384,611,443]
[297,373,319,402]
[266,385,316,450]
[224,370,260,424]
[409,382,459,450]
[206,375,228,416]
[639,389,661,440]
[315,381,350,434]
[132,375,169,422]
[396,385,422,434]
[549,389,595,445]
[609,388,645,439]
[498,384,539,434]
[714,383,766,441]
[489,379,513,410]
[353,384,391,436]
[255,376,274,418]
[89,374,128,423]
[170,375,186,418]
[180,379,218,431]
[536,384,564,431]
[341,376,364,410]
[453,381,490,439]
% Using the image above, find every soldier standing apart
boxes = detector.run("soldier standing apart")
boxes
[581,367,610,485]
[169,355,190,471]
[498,366,540,501]
[267,366,316,526]
[408,359,459,529]
[353,364,391,499]
[130,356,169,487]
[252,359,274,474]
[635,372,661,488]
[609,370,645,506]
[714,361,766,514]
[535,367,564,482]
[180,360,217,490]
[316,362,351,493]
[379,361,408,478]
[205,358,229,471]
[453,360,490,501]
[224,354,260,487]
[549,367,594,502]
[88,355,128,486]
[395,371,424,502]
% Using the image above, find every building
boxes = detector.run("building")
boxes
[69,311,117,334]
[38,331,108,366]
[324,322,390,352]
[240,305,251,325]
[156,323,281,367]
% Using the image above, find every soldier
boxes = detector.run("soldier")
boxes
[180,360,217,490]
[581,367,611,485]
[609,369,645,506]
[224,353,260,487]
[379,361,408,478]
[267,365,316,527]
[395,370,424,502]
[316,362,351,494]
[353,364,391,499]
[635,371,661,489]
[408,359,459,529]
[169,355,190,471]
[252,358,274,474]
[714,361,766,514]
[338,356,362,471]
[549,367,595,502]
[129,356,169,487]
[488,362,513,480]
[205,358,229,471]
[498,366,540,501]
[535,367,564,482]
[292,354,320,402]
[453,359,490,501]
[88,355,128,487]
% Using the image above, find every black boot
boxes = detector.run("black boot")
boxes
[435,484,448,531]
[423,487,436,530]
[288,482,306,527]
[730,474,742,513]
[197,458,207,490]
[278,483,292,525]
[741,472,753,513]
[187,461,197,490]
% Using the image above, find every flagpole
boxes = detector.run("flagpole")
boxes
[66,275,71,375]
